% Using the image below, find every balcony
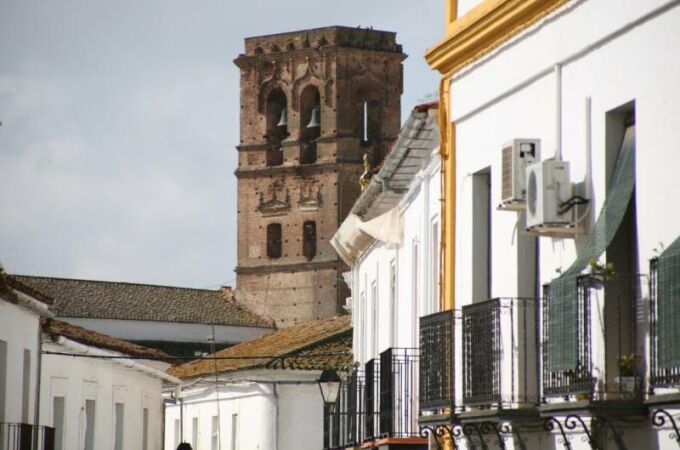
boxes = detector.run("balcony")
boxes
[0,423,55,450]
[541,274,645,413]
[461,298,539,419]
[365,349,425,448]
[379,348,420,439]
[324,370,366,449]
[650,257,680,390]
[419,310,454,414]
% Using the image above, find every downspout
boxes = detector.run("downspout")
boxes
[554,64,563,161]
[34,323,42,427]
[439,77,456,313]
[180,397,184,443]
[273,383,280,450]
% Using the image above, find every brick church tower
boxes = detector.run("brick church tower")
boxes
[233,26,405,327]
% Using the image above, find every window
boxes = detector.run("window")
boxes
[303,221,317,260]
[192,417,199,449]
[53,397,65,450]
[21,349,30,422]
[211,415,219,450]
[174,419,180,449]
[360,289,367,362]
[267,223,282,258]
[0,340,6,423]
[412,240,419,347]
[389,260,397,347]
[372,280,379,358]
[472,168,491,303]
[142,407,149,450]
[431,220,440,314]
[114,402,124,450]
[84,399,96,450]
[231,413,239,450]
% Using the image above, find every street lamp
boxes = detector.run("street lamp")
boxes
[316,369,341,405]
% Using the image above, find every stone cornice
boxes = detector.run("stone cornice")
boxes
[235,259,339,275]
[425,0,569,76]
[235,160,367,179]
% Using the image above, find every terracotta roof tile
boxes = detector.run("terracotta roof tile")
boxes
[169,315,352,379]
[13,275,272,328]
[43,319,175,362]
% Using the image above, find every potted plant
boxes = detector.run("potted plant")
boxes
[615,353,638,393]
[588,257,616,287]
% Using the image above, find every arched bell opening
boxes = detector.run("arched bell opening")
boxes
[353,84,382,164]
[265,88,288,166]
[299,85,321,165]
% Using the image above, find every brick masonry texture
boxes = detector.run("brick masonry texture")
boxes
[233,26,405,326]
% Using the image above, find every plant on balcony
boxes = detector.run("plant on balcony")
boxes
[618,353,636,377]
[588,258,616,286]
[615,353,639,394]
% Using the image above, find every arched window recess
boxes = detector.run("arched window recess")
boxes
[300,85,321,165]
[265,88,288,166]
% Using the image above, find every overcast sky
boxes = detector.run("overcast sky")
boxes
[0,0,441,289]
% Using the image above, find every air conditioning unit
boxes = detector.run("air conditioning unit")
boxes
[500,139,540,210]
[525,159,572,229]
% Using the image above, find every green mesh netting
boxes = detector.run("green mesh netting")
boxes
[658,236,680,369]
[546,124,636,372]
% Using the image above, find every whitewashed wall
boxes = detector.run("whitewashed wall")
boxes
[0,298,41,423]
[39,340,167,450]
[64,318,270,345]
[446,0,680,448]
[165,370,323,450]
[351,151,441,364]
[451,0,680,313]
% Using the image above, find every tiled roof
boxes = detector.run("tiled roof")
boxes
[12,275,272,328]
[169,315,352,379]
[43,319,174,362]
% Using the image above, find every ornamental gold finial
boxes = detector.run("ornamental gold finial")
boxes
[360,153,372,191]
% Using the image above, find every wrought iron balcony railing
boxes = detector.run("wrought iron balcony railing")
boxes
[462,297,538,409]
[542,274,644,400]
[324,370,367,450]
[0,423,55,450]
[419,310,454,412]
[359,348,421,442]
[379,348,419,438]
[364,357,380,440]
[650,256,680,389]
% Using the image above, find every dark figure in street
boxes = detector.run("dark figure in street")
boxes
[176,444,192,450]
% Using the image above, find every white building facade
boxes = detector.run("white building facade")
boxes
[39,323,179,450]
[165,316,351,450]
[165,369,324,450]
[422,0,680,449]
[329,105,440,449]
[0,284,49,436]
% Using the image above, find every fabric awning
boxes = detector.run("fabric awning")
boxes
[330,208,404,266]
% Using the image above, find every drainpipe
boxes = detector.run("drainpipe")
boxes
[272,383,279,450]
[180,397,184,443]
[34,323,43,427]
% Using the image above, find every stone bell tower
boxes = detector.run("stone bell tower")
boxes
[233,26,405,327]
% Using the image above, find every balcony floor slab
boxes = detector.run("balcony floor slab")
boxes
[539,399,647,417]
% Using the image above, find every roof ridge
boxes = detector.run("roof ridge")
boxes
[12,274,227,293]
